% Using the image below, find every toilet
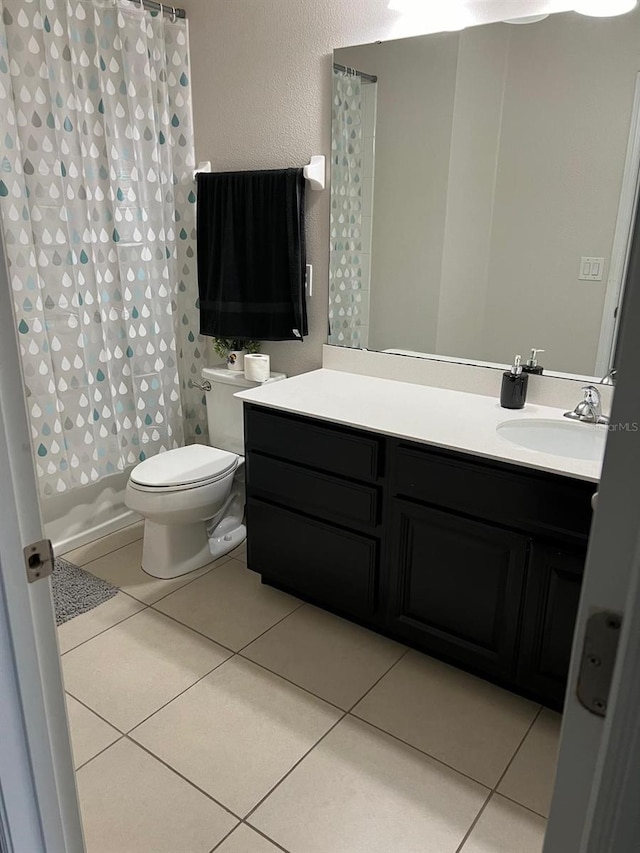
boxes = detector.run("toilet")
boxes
[125,366,285,579]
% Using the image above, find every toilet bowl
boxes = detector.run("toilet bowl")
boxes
[125,365,286,580]
[125,444,241,579]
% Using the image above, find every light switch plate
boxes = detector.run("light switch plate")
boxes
[579,257,605,281]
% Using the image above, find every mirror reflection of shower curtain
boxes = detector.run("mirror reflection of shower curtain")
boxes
[329,69,376,348]
[0,0,207,497]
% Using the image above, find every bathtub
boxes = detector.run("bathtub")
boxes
[42,470,141,555]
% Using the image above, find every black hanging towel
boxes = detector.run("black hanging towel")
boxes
[196,168,308,341]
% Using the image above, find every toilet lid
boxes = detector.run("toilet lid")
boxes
[130,445,238,488]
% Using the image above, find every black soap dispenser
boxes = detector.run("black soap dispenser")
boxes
[522,348,545,376]
[501,355,528,409]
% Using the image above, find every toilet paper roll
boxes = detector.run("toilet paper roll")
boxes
[244,353,271,382]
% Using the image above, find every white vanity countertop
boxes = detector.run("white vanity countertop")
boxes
[235,369,603,483]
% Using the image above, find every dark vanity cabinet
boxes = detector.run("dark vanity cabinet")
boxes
[244,406,384,621]
[387,499,529,681]
[517,542,586,704]
[244,404,594,709]
[386,440,593,706]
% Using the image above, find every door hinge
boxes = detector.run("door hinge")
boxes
[23,539,54,584]
[576,610,622,717]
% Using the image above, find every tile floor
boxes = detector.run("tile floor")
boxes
[59,523,560,853]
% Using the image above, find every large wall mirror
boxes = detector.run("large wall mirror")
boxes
[328,10,640,378]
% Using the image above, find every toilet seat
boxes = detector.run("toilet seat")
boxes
[129,444,239,492]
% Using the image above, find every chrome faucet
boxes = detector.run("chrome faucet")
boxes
[564,385,609,425]
[600,367,617,386]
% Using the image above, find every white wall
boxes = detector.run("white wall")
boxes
[181,0,576,378]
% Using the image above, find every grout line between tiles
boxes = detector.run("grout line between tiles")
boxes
[345,647,410,714]
[64,692,128,736]
[63,535,553,849]
[232,606,407,712]
[70,534,144,570]
[124,647,345,775]
[345,681,548,804]
[492,705,544,792]
[494,791,549,821]
[127,736,242,822]
[141,606,237,654]
[74,644,414,826]
[454,792,494,853]
[58,528,144,566]
[68,631,550,827]
[234,600,306,654]
[146,588,306,659]
[66,646,233,744]
[70,637,407,838]
[74,734,126,773]
[209,822,291,853]
[242,645,412,825]
[453,705,545,853]
[347,712,494,792]
[144,554,236,606]
[61,555,239,658]
[59,600,151,657]
[124,653,233,735]
[208,823,241,853]
[454,788,552,853]
[119,588,147,605]
[78,545,234,609]
[234,653,347,713]
[244,711,349,825]
[239,823,291,853]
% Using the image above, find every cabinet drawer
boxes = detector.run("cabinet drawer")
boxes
[392,443,593,540]
[247,452,380,529]
[247,499,379,619]
[245,405,382,483]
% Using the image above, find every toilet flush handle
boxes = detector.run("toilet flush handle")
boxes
[189,378,212,393]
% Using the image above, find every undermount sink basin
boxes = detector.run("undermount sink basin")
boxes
[497,418,607,461]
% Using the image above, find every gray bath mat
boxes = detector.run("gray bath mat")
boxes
[52,558,118,626]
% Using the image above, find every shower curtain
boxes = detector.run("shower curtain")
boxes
[329,68,366,347]
[0,0,206,497]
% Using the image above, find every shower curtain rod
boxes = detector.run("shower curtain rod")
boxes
[136,0,186,20]
[333,62,377,83]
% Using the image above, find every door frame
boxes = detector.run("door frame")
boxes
[0,233,84,851]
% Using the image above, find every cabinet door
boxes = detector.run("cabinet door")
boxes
[387,499,528,678]
[517,542,585,708]
[247,498,379,620]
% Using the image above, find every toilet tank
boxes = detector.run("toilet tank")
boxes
[201,366,286,456]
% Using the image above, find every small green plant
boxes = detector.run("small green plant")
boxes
[212,338,261,359]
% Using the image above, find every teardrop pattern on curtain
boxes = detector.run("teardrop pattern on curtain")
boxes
[0,0,207,497]
[329,70,366,348]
